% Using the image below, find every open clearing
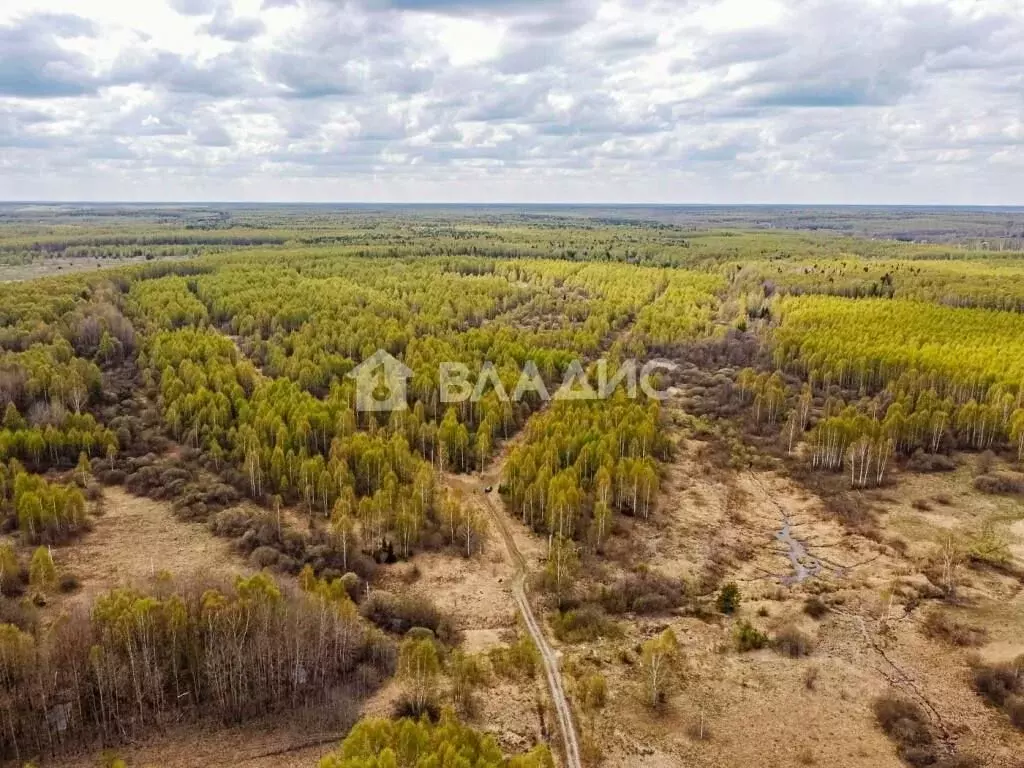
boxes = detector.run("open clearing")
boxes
[53,487,250,610]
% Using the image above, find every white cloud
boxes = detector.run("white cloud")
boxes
[0,0,1021,203]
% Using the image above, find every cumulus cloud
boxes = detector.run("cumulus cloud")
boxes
[0,13,100,97]
[168,0,219,16]
[201,7,266,41]
[0,0,1021,202]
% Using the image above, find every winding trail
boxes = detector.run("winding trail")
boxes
[448,437,582,768]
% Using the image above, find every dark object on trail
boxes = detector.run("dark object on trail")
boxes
[485,486,493,493]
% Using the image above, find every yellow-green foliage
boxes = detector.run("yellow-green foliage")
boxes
[632,270,724,351]
[0,341,102,408]
[1,461,87,542]
[741,258,1024,311]
[0,410,117,469]
[448,649,487,713]
[641,628,679,708]
[127,276,209,329]
[397,637,441,712]
[319,710,555,768]
[28,546,56,591]
[0,544,20,592]
[774,296,1024,398]
[504,393,667,541]
[768,296,1024,481]
[488,634,541,680]
[124,253,714,557]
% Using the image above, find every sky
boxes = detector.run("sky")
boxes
[0,0,1021,204]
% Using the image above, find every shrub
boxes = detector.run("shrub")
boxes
[803,665,819,691]
[717,582,741,615]
[58,573,81,594]
[210,507,255,538]
[975,450,996,476]
[872,695,980,766]
[360,592,459,645]
[803,596,829,619]
[249,546,280,569]
[686,717,712,742]
[0,579,25,599]
[578,673,607,712]
[872,692,937,765]
[598,570,685,615]
[632,594,671,614]
[392,695,441,722]
[973,472,1024,495]
[1006,696,1024,730]
[921,610,988,648]
[906,452,956,473]
[489,635,540,680]
[0,597,37,633]
[338,572,364,602]
[96,469,127,486]
[971,656,1024,709]
[873,693,932,751]
[550,605,620,643]
[405,626,437,642]
[362,592,437,634]
[933,756,983,768]
[967,524,1012,567]
[773,624,815,658]
[902,747,939,767]
[734,620,768,652]
[822,492,875,533]
[205,483,240,506]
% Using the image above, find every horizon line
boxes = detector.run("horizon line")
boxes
[3,200,1024,209]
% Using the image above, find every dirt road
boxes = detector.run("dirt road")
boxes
[450,441,582,768]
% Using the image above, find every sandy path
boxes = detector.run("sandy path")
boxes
[447,428,583,768]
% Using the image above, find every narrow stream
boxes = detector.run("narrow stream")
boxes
[776,517,824,584]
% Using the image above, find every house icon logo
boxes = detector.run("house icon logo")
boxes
[348,349,413,412]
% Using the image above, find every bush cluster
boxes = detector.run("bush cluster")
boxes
[971,656,1024,731]
[921,610,988,648]
[599,570,686,615]
[550,604,620,643]
[359,591,460,646]
[973,472,1024,495]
